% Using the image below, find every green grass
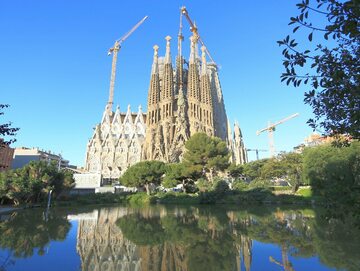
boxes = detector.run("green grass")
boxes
[296,187,313,198]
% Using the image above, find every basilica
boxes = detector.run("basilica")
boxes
[83,16,247,183]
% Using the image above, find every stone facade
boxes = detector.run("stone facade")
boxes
[84,25,246,182]
[85,105,146,181]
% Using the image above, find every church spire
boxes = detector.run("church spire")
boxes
[151,45,159,75]
[147,45,161,126]
[189,35,197,65]
[201,45,207,75]
[176,11,184,94]
[162,36,174,102]
[164,36,172,64]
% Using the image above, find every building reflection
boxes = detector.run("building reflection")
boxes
[70,207,319,271]
[71,208,141,271]
[71,207,190,271]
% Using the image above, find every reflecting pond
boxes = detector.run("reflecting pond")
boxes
[0,205,359,271]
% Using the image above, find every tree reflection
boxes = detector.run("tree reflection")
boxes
[0,209,71,258]
[0,205,358,271]
[116,206,360,271]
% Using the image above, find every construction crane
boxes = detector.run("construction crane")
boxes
[180,6,216,65]
[256,113,299,157]
[106,15,148,113]
[246,149,268,160]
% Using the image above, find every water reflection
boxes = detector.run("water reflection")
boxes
[0,209,70,258]
[0,205,359,271]
[71,206,360,271]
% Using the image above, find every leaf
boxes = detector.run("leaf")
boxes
[293,26,300,33]
[308,32,313,41]
[286,78,292,86]
[299,13,304,22]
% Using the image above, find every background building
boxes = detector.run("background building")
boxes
[12,147,69,169]
[0,140,14,171]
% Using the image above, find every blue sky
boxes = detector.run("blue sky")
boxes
[1,0,315,166]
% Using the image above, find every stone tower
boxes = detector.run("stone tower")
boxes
[232,121,248,165]
[80,9,248,186]
[143,31,231,163]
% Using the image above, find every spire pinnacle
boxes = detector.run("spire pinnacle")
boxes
[165,36,172,64]
[189,36,196,64]
[151,45,159,74]
[201,46,207,75]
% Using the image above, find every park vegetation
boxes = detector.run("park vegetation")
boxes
[0,161,74,206]
[115,132,359,208]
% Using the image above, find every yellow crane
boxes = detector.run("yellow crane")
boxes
[106,15,148,114]
[256,113,299,157]
[180,6,216,66]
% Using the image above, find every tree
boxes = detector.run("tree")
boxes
[119,160,165,195]
[0,161,74,205]
[241,159,269,181]
[0,104,19,146]
[182,133,230,181]
[163,163,195,192]
[227,163,244,179]
[302,141,360,205]
[278,0,360,139]
[280,152,304,192]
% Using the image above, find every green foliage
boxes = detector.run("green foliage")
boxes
[155,192,199,204]
[196,178,212,192]
[0,161,74,205]
[303,141,360,206]
[280,152,304,191]
[183,133,230,180]
[163,163,196,192]
[199,179,231,204]
[248,178,272,189]
[231,180,248,191]
[242,159,269,180]
[127,192,154,205]
[119,160,165,194]
[242,152,304,192]
[0,104,19,146]
[227,163,244,178]
[260,158,286,180]
[278,0,360,139]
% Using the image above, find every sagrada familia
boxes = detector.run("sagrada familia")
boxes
[83,14,247,182]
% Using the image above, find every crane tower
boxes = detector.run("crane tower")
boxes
[256,113,299,157]
[106,15,148,114]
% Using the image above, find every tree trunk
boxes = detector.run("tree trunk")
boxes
[145,184,150,195]
[182,180,186,193]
